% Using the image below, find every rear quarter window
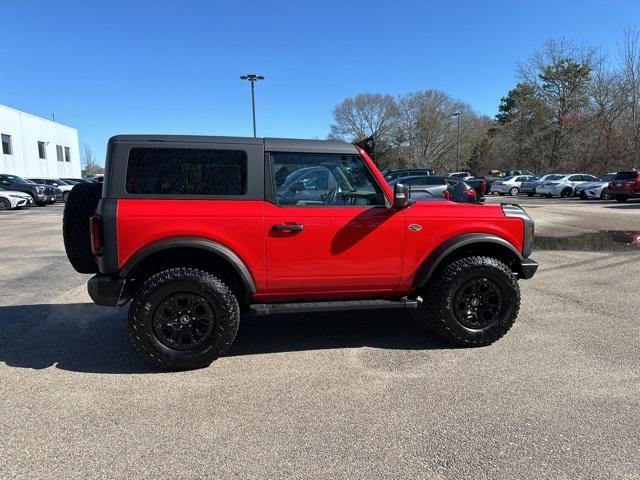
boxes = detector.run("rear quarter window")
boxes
[125,147,247,195]
[614,171,639,180]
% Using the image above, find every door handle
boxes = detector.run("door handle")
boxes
[272,223,304,232]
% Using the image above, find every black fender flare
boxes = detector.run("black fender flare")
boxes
[120,237,256,294]
[413,233,523,288]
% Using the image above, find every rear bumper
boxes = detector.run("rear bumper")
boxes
[87,275,130,306]
[519,258,539,279]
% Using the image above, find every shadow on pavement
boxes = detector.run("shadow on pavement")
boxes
[0,303,448,374]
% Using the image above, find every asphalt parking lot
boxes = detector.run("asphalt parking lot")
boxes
[1,200,639,479]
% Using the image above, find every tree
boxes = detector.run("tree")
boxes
[620,28,640,163]
[81,146,103,176]
[517,38,597,167]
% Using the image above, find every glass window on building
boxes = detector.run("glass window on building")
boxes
[1,134,12,155]
[38,141,47,159]
[56,145,63,162]
[64,146,71,162]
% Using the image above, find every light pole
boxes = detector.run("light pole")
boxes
[240,74,264,137]
[452,112,461,171]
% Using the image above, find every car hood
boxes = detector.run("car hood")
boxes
[0,190,31,197]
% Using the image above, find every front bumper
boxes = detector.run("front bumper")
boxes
[520,258,539,279]
[87,275,131,306]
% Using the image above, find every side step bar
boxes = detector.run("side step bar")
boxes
[250,298,419,316]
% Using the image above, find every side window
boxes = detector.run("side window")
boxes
[568,175,581,182]
[271,152,385,206]
[126,147,247,195]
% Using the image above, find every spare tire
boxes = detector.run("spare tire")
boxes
[63,183,102,273]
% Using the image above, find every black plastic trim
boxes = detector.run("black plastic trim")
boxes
[250,298,418,316]
[520,257,539,279]
[87,274,130,306]
[97,198,119,275]
[413,233,524,288]
[119,237,257,294]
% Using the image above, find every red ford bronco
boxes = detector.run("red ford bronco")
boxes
[63,135,537,370]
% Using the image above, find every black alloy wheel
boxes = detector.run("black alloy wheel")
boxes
[452,277,503,329]
[152,292,216,350]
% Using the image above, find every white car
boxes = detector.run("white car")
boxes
[0,189,33,210]
[490,175,536,196]
[449,171,472,180]
[574,173,616,200]
[536,174,599,198]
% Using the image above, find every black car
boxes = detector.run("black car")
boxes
[0,174,56,206]
[392,175,479,203]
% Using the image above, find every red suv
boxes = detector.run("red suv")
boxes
[63,135,537,370]
[609,170,640,202]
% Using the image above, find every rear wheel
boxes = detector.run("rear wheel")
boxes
[600,188,610,200]
[615,195,628,202]
[128,268,240,370]
[509,187,519,196]
[0,198,11,210]
[419,256,520,347]
[560,187,572,198]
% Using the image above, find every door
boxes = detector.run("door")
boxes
[264,151,405,294]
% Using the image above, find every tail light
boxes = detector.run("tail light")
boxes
[464,188,477,202]
[90,213,103,256]
[480,179,487,194]
[443,190,451,200]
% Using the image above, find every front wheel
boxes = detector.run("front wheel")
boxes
[0,198,11,210]
[509,187,519,196]
[600,188,610,200]
[128,268,240,370]
[418,256,520,347]
[560,188,572,198]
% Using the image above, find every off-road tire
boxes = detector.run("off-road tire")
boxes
[62,182,102,273]
[419,256,520,347]
[615,195,628,202]
[128,268,240,371]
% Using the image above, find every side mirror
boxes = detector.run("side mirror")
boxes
[393,183,411,208]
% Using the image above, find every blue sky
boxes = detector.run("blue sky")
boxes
[1,0,639,164]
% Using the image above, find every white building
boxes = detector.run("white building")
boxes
[0,104,81,178]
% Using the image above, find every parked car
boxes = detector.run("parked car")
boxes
[62,134,537,370]
[446,179,479,203]
[503,170,535,177]
[574,173,616,200]
[536,174,599,198]
[389,176,449,200]
[608,170,640,202]
[490,175,536,196]
[0,188,33,209]
[28,177,73,202]
[383,169,434,183]
[0,174,56,206]
[465,177,488,200]
[61,177,94,185]
[448,171,472,180]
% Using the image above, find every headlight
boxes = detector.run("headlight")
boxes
[9,194,25,199]
[35,186,44,194]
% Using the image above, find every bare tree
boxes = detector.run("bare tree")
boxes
[81,146,102,176]
[330,93,399,142]
[619,28,640,163]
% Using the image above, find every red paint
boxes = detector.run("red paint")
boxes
[114,153,526,301]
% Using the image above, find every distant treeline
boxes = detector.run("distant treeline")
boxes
[329,32,640,175]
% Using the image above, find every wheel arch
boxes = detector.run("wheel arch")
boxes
[120,237,256,304]
[413,234,524,289]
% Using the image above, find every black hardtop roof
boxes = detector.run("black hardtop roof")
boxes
[108,135,358,154]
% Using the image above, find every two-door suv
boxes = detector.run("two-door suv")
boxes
[63,135,538,370]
